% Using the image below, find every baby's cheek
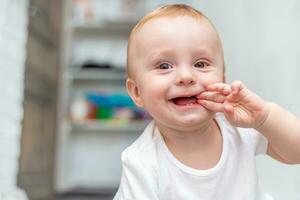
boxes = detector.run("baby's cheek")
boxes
[202,75,224,88]
[140,82,164,102]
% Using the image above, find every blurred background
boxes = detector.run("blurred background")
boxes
[0,0,299,200]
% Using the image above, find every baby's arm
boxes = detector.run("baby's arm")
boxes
[197,81,300,164]
[256,102,300,164]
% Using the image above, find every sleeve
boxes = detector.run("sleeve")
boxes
[248,128,269,155]
[113,150,159,200]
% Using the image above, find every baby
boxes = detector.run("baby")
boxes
[114,4,300,200]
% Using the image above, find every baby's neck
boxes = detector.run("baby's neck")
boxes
[158,119,217,147]
[158,119,222,170]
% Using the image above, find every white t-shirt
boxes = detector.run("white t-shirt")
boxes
[114,113,273,200]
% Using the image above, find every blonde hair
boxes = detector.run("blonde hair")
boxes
[126,4,221,78]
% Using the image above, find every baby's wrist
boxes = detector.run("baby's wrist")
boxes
[255,101,273,132]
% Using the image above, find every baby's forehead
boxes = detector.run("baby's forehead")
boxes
[133,16,212,39]
[131,16,221,54]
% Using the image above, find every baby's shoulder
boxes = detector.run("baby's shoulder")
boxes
[121,121,159,167]
[214,113,261,148]
[215,112,256,137]
[215,113,268,153]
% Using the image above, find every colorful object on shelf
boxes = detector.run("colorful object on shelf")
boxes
[81,61,112,69]
[86,102,97,119]
[73,0,95,24]
[96,106,113,119]
[70,94,89,121]
[86,92,135,107]
[70,91,151,122]
[114,108,134,120]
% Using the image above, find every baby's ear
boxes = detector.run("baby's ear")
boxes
[126,78,144,107]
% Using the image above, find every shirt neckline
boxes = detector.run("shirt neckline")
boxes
[156,114,228,177]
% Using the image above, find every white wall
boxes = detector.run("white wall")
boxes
[195,0,300,199]
[0,0,28,199]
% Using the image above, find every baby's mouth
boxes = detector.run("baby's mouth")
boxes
[171,96,198,106]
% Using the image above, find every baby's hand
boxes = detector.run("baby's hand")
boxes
[197,81,269,128]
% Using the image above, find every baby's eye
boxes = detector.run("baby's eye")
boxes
[194,61,208,68]
[159,63,173,70]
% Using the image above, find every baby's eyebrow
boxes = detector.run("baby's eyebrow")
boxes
[191,47,213,57]
[148,48,174,60]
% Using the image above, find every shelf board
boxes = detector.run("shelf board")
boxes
[71,19,138,34]
[71,120,150,132]
[71,69,126,81]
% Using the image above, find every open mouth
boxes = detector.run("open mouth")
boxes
[171,96,198,106]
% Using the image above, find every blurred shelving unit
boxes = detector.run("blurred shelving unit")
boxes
[55,0,150,194]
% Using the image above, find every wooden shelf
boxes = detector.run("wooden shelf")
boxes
[71,19,137,35]
[71,120,150,132]
[71,69,126,81]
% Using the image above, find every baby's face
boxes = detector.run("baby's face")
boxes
[127,16,224,132]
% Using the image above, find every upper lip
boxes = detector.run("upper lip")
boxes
[168,91,204,100]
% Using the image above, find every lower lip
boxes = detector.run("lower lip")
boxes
[169,101,203,108]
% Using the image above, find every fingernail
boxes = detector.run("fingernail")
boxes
[198,99,205,104]
[224,89,231,94]
[197,92,204,98]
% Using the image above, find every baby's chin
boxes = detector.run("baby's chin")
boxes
[175,104,215,122]
[156,111,215,131]
[178,112,214,127]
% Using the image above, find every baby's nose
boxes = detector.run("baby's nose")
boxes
[175,67,197,86]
